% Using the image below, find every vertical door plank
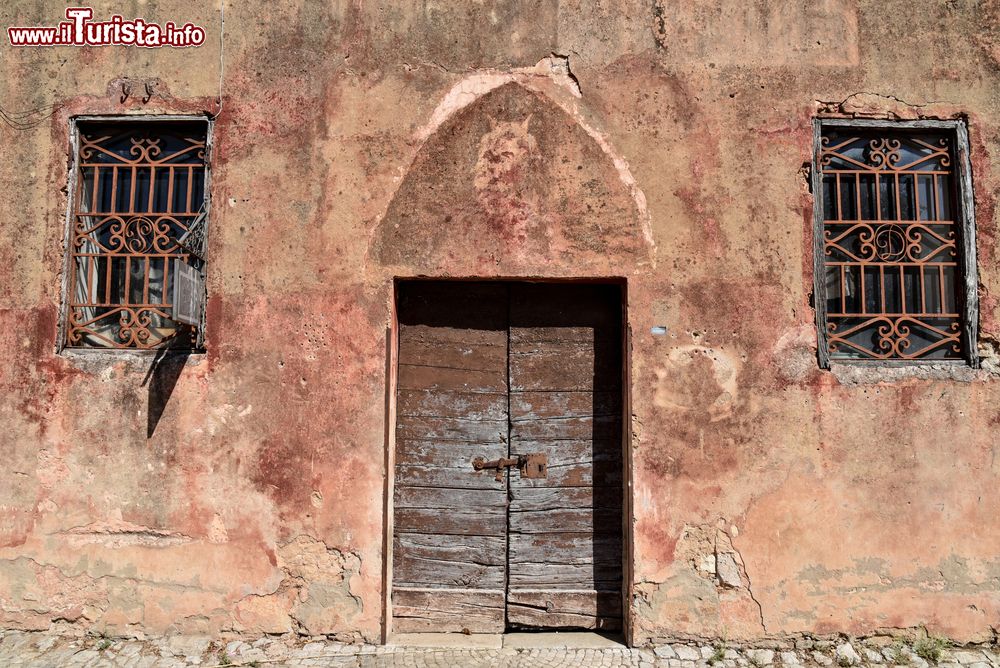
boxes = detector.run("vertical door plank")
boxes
[392,282,509,633]
[506,283,624,631]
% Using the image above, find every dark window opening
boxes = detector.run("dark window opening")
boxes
[65,120,208,350]
[816,124,974,362]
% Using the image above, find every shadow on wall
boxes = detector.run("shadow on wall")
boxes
[142,335,192,438]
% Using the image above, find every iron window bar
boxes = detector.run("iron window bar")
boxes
[812,119,979,366]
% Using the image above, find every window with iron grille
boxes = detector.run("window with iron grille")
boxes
[812,119,979,366]
[62,118,210,350]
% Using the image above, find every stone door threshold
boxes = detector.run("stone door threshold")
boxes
[389,632,627,650]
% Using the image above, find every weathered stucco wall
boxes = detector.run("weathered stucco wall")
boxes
[0,0,998,645]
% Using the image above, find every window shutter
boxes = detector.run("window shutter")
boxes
[172,258,204,328]
[177,205,208,261]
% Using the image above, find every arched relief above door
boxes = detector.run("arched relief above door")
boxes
[369,81,653,274]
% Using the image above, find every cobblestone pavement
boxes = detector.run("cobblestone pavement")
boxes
[1,630,997,668]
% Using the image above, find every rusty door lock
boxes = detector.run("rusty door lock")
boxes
[518,453,548,479]
[472,453,548,482]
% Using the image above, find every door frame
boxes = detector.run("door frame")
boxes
[381,276,634,645]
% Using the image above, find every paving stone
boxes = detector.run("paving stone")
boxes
[3,631,1000,668]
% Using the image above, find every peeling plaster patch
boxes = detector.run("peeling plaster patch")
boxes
[653,0,858,66]
[653,345,740,421]
[816,92,962,120]
[56,519,193,549]
[409,55,655,255]
[276,535,363,635]
[772,326,819,383]
[206,515,229,544]
[0,559,109,628]
[829,362,998,386]
[633,521,766,640]
[793,555,1000,597]
[417,55,581,141]
[716,552,742,589]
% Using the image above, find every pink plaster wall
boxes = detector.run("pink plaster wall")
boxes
[0,0,998,644]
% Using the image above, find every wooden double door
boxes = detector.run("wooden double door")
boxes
[391,281,624,633]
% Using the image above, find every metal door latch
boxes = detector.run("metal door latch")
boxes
[472,453,548,482]
[518,453,548,479]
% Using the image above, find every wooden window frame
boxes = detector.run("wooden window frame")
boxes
[811,118,980,368]
[57,115,213,354]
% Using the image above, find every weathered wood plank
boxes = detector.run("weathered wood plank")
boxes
[397,338,507,370]
[395,532,507,558]
[513,461,623,488]
[396,415,507,442]
[393,534,505,588]
[392,588,505,633]
[506,590,622,630]
[397,325,507,346]
[393,561,504,589]
[506,563,622,587]
[394,485,507,509]
[504,438,604,464]
[507,486,622,511]
[394,464,508,489]
[509,414,621,440]
[394,441,506,469]
[508,532,622,565]
[509,391,621,420]
[395,507,507,536]
[506,439,620,465]
[398,363,507,393]
[507,508,621,534]
[397,390,507,420]
[509,326,598,344]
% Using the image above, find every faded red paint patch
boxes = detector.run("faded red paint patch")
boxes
[371,82,649,272]
[251,437,320,513]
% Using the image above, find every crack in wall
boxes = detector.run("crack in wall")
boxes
[817,92,962,119]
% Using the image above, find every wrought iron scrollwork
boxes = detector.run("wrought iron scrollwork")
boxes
[66,122,208,349]
[820,130,964,360]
